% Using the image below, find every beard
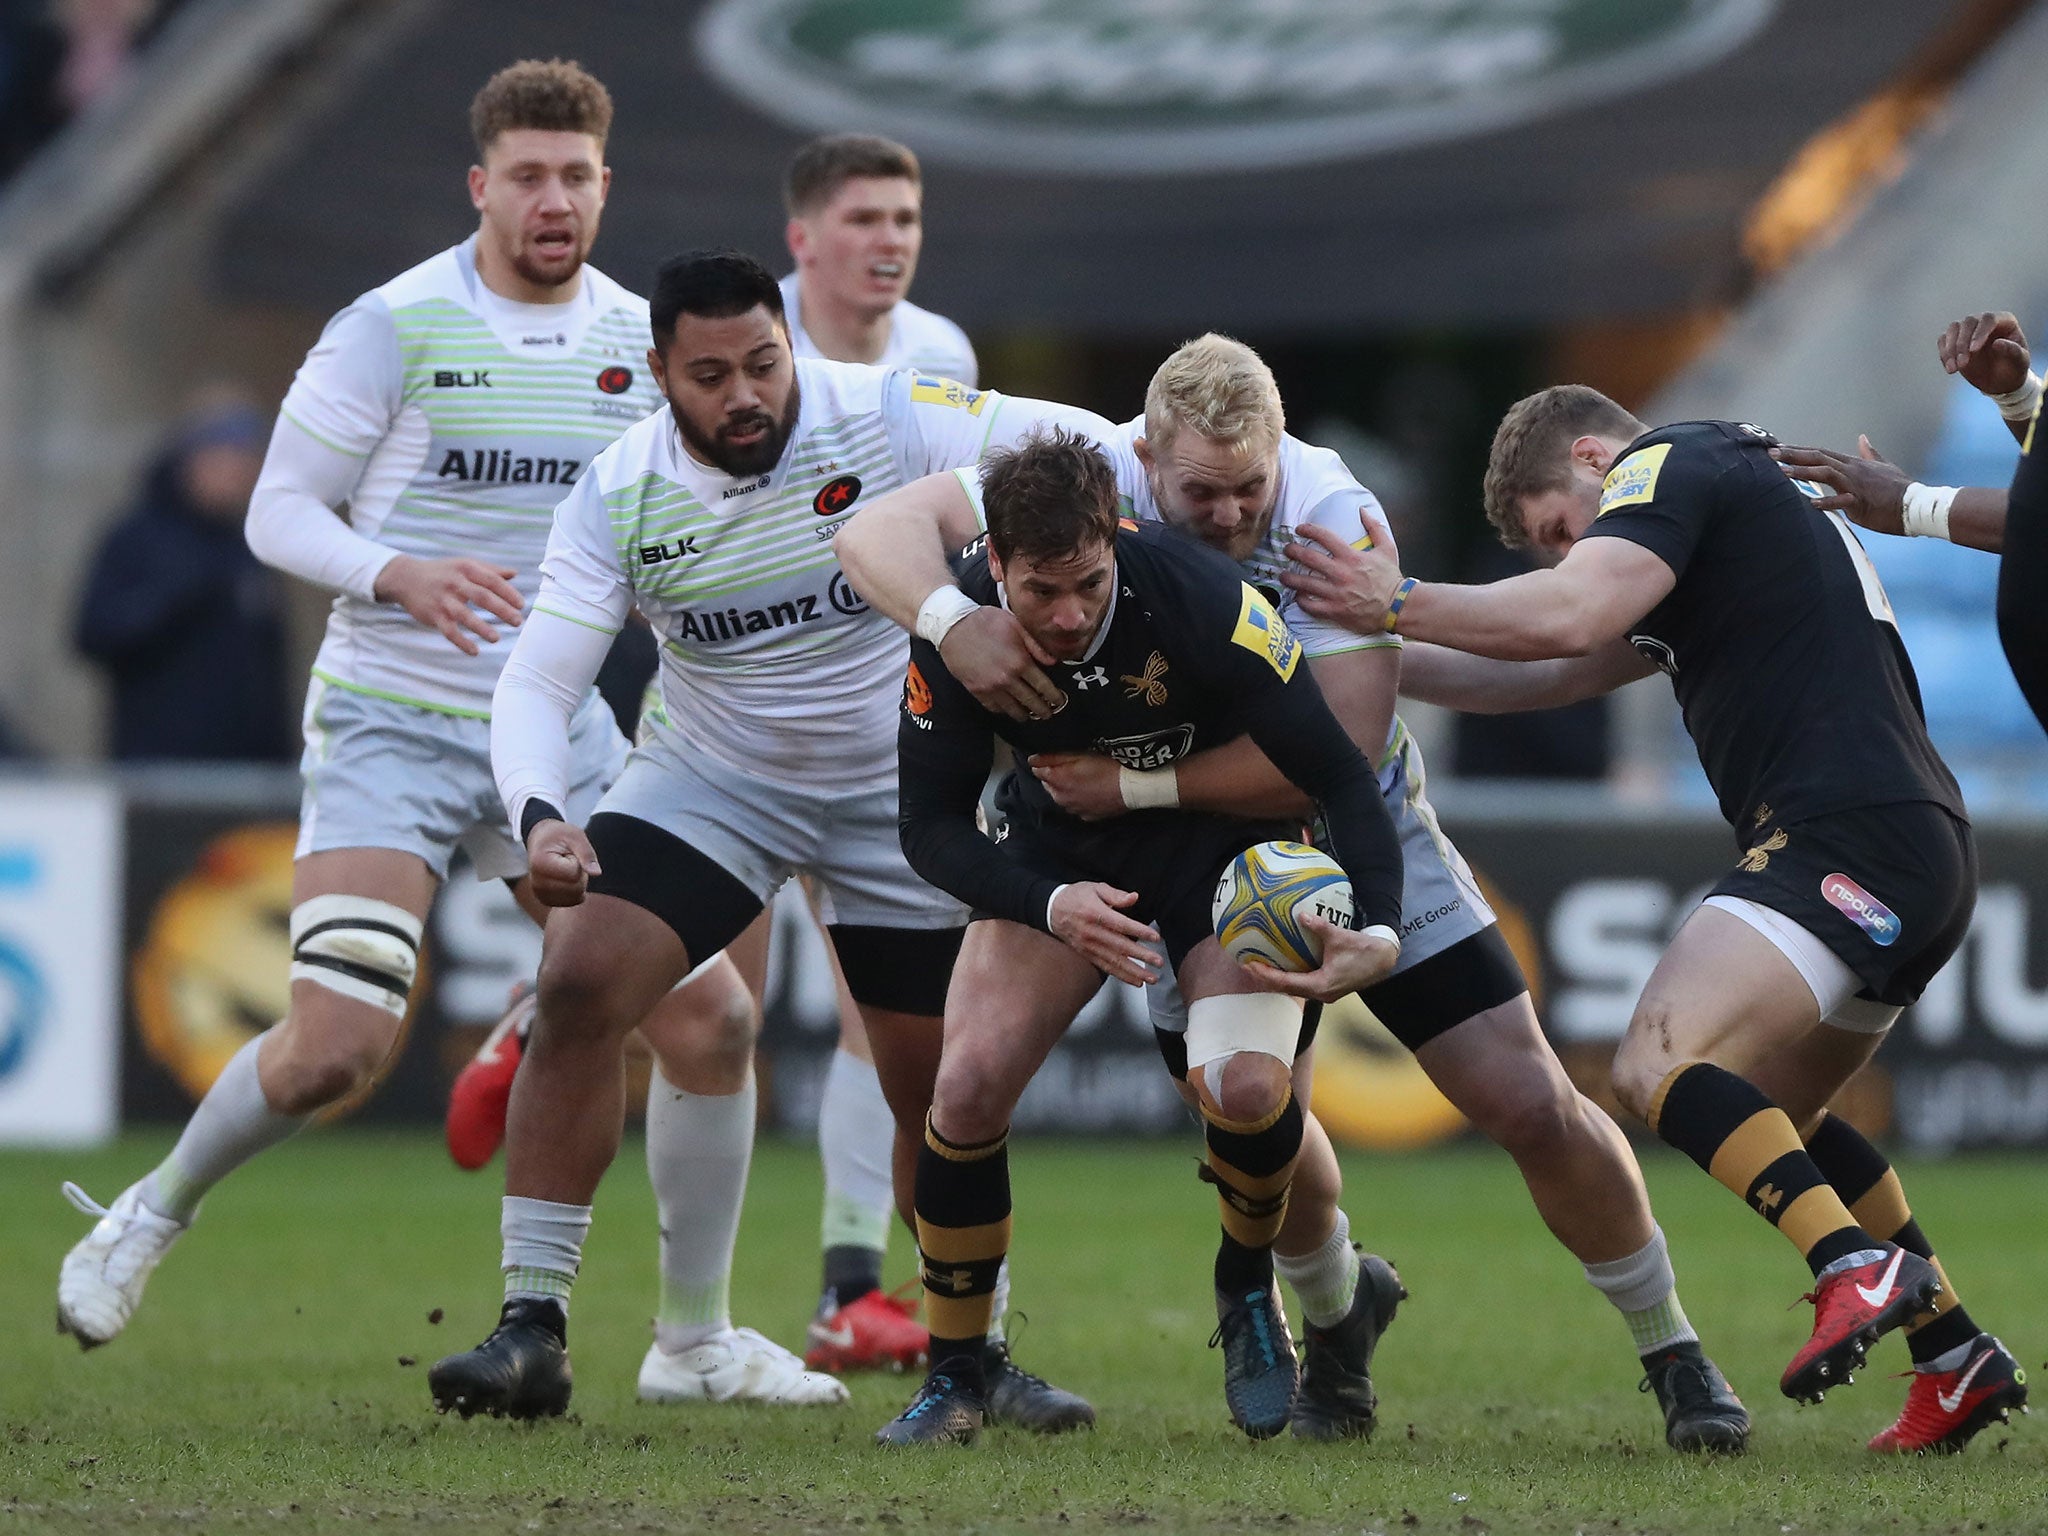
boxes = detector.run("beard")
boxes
[507,234,587,293]
[676,378,802,479]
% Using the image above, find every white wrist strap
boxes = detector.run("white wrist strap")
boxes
[1118,765,1180,810]
[1993,372,2044,423]
[1360,924,1399,947]
[1045,883,1069,932]
[915,586,982,647]
[1901,482,1958,541]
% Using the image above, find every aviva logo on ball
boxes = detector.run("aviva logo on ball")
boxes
[1213,840,1356,973]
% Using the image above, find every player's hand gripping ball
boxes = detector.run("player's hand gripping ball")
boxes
[1213,840,1357,972]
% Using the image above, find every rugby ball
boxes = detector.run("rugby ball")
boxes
[1213,841,1356,972]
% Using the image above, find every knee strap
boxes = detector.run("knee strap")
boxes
[289,894,423,1017]
[1185,992,1301,1072]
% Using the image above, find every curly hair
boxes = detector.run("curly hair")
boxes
[981,427,1121,567]
[469,59,613,156]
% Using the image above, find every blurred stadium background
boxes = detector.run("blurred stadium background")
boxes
[3,0,2048,1173]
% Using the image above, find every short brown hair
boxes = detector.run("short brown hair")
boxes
[469,59,613,157]
[783,133,920,217]
[1483,385,1646,547]
[981,427,1120,567]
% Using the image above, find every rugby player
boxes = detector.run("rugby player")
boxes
[1298,384,2026,1454]
[55,61,840,1404]
[875,427,1404,1446]
[426,251,1091,1427]
[836,338,1748,1452]
[444,130,979,1375]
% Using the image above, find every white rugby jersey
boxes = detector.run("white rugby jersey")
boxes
[531,359,1085,793]
[779,273,977,386]
[276,239,661,714]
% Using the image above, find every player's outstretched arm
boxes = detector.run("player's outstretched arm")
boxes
[1284,521,1673,661]
[1397,637,1655,713]
[837,473,1064,721]
[1773,439,2010,554]
[1939,310,2038,448]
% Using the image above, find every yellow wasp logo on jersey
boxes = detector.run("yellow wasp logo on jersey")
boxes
[1598,442,1672,514]
[910,375,988,415]
[1231,582,1300,680]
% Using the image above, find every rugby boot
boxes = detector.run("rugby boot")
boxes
[428,1297,572,1419]
[1868,1335,2028,1455]
[445,985,533,1170]
[982,1334,1095,1432]
[1781,1243,1941,1403]
[874,1362,986,1447]
[1290,1250,1405,1442]
[1640,1341,1750,1453]
[638,1327,847,1405]
[56,1181,189,1349]
[1211,1279,1299,1439]
[805,1282,929,1372]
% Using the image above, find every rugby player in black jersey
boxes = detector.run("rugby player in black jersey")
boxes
[1288,384,2026,1455]
[877,428,1404,1446]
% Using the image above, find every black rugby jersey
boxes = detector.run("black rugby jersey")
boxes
[1576,419,1964,834]
[1999,394,2048,731]
[898,521,1402,934]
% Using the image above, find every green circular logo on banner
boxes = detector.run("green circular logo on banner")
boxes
[698,0,1774,176]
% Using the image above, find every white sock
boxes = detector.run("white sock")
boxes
[1275,1209,1361,1328]
[648,1066,756,1353]
[818,1047,893,1259]
[988,1256,1012,1342]
[142,1030,304,1222]
[1582,1226,1698,1356]
[502,1196,591,1312]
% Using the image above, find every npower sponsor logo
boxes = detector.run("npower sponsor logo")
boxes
[696,0,1775,175]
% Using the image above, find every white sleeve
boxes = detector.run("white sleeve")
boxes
[493,472,633,832]
[884,370,1119,479]
[246,416,401,599]
[1283,487,1403,656]
[491,602,617,835]
[245,298,406,600]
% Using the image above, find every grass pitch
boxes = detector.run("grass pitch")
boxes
[4,1132,2045,1535]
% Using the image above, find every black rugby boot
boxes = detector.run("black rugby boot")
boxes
[1290,1251,1406,1442]
[428,1297,572,1420]
[1641,1341,1751,1454]
[875,1360,987,1447]
[982,1334,1095,1432]
[1211,1279,1299,1439]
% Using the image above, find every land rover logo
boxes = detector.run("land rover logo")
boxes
[697,0,1774,176]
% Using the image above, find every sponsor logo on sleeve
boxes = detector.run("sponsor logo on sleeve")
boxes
[909,375,988,414]
[1598,441,1673,514]
[904,661,933,720]
[1230,582,1300,681]
[1822,873,1901,947]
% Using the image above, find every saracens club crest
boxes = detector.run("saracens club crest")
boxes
[814,474,862,517]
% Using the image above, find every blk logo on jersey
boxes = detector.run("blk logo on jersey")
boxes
[1822,874,1901,947]
[433,370,491,388]
[639,537,701,566]
[814,474,862,517]
[596,366,633,395]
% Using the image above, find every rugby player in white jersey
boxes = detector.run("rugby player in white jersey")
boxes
[836,336,1749,1451]
[426,250,1090,1427]
[54,61,840,1407]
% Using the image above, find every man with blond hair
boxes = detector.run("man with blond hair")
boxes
[836,337,1748,1451]
[56,60,843,1408]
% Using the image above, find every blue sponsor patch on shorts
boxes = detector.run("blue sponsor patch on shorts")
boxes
[1821,873,1900,947]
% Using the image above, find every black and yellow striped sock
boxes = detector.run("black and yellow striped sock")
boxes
[913,1115,1010,1382]
[1649,1063,1873,1277]
[1199,1088,1304,1294]
[1804,1112,1976,1362]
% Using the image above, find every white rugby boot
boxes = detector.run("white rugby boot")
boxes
[637,1327,849,1405]
[56,1180,190,1348]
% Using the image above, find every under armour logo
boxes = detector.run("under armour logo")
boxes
[925,1265,975,1294]
[1071,666,1108,690]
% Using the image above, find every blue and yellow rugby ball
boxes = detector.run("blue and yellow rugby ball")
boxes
[1213,840,1357,972]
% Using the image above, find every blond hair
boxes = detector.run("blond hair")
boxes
[1143,334,1284,459]
[1483,385,1646,548]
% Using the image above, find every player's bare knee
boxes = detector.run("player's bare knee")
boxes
[1472,1071,1576,1161]
[1185,993,1300,1123]
[266,1005,395,1115]
[1609,1019,1675,1122]
[534,944,645,1048]
[930,1047,1012,1145]
[1202,1051,1291,1125]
